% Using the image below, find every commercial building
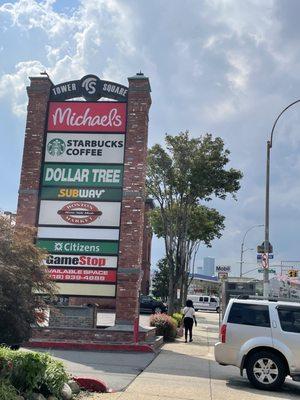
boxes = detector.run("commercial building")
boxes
[203,257,215,276]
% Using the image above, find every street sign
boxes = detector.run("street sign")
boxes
[257,242,273,254]
[218,271,228,280]
[261,253,269,269]
[288,270,299,278]
[258,269,276,274]
[257,254,274,260]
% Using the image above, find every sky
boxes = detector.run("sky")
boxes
[1,0,300,278]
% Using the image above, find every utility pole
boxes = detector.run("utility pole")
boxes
[264,99,300,297]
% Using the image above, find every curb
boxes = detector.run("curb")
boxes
[73,377,112,393]
[25,341,154,352]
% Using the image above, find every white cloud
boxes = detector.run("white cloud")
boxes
[226,52,251,91]
[0,0,137,115]
[0,60,45,115]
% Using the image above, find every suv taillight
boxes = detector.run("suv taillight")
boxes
[220,324,227,343]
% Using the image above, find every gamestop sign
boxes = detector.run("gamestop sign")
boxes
[45,254,118,269]
[48,102,127,132]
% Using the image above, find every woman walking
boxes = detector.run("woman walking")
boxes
[183,299,197,343]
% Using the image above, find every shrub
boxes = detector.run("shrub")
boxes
[0,347,69,398]
[0,380,19,400]
[150,313,177,341]
[44,358,69,397]
[10,351,48,394]
[172,313,183,327]
[0,217,56,346]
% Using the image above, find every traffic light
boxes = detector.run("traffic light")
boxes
[288,270,298,278]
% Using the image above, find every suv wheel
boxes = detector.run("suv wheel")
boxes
[216,307,220,313]
[153,306,162,313]
[246,351,286,390]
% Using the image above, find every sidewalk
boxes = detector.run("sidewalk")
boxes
[91,312,300,400]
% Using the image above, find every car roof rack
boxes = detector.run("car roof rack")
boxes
[236,295,300,303]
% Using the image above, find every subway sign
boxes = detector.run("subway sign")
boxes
[40,187,122,201]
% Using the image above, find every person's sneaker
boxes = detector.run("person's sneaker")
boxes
[189,339,193,342]
[184,340,187,343]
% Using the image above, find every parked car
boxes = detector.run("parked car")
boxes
[139,295,167,314]
[215,297,300,390]
[187,294,220,312]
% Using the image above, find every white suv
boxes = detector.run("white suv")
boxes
[215,298,300,390]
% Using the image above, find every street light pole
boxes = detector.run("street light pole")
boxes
[240,224,264,277]
[264,141,271,296]
[264,99,300,297]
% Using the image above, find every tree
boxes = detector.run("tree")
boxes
[0,216,56,345]
[147,132,242,313]
[152,258,170,302]
[150,203,225,306]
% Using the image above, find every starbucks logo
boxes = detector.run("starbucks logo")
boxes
[47,138,66,156]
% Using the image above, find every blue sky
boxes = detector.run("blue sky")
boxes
[1,0,300,277]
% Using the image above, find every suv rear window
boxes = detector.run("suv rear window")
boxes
[228,303,270,328]
[278,306,300,333]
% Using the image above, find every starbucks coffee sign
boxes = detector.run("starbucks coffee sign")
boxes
[45,133,125,163]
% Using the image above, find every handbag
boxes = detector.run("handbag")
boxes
[177,326,184,337]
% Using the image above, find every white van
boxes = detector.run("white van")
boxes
[187,294,220,312]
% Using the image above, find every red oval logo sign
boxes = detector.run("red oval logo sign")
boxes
[57,202,102,225]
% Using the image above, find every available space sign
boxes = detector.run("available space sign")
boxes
[49,269,117,283]
[38,200,121,227]
[45,133,125,164]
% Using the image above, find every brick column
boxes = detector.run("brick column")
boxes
[115,73,151,325]
[17,76,52,226]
